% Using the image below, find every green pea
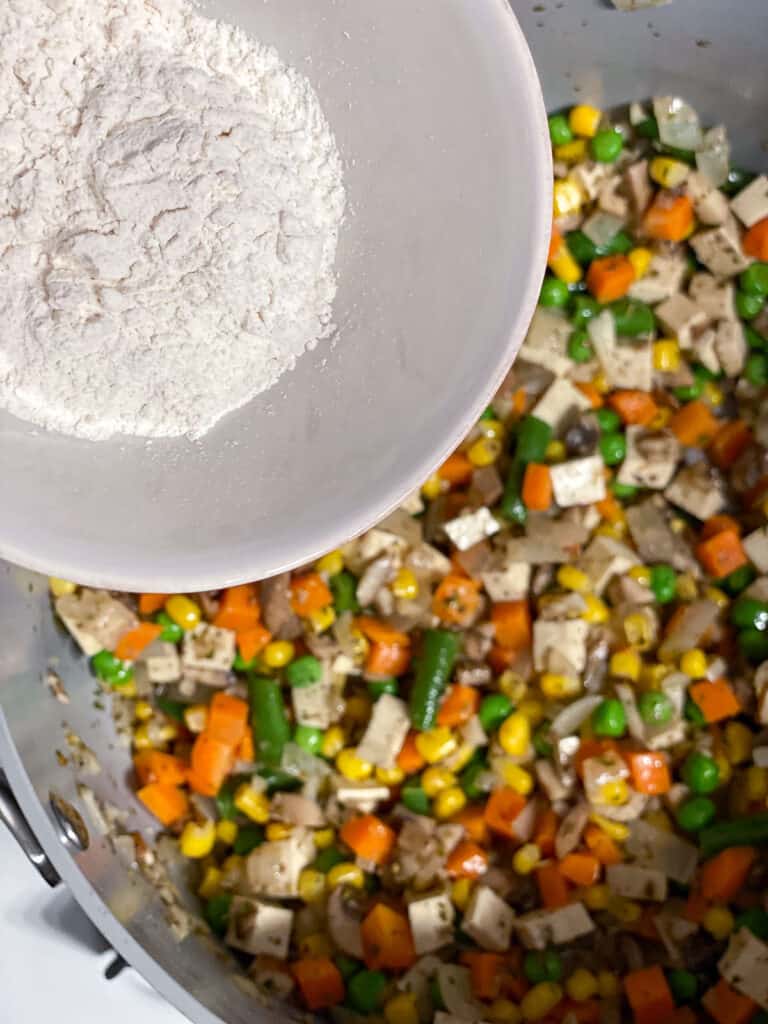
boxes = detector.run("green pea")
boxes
[155,610,183,644]
[367,677,399,699]
[480,405,496,421]
[605,231,634,256]
[740,263,768,298]
[478,693,513,733]
[285,655,323,687]
[638,691,673,727]
[676,795,716,831]
[566,230,599,265]
[204,893,232,936]
[745,352,768,387]
[596,407,621,433]
[330,571,359,614]
[591,128,624,163]
[571,295,601,326]
[739,627,768,663]
[540,277,571,308]
[294,724,324,755]
[722,167,755,196]
[233,825,264,856]
[532,721,553,758]
[548,113,573,146]
[91,649,133,686]
[155,696,187,721]
[592,698,627,738]
[347,969,387,1014]
[313,846,347,873]
[736,291,765,320]
[747,325,768,349]
[232,651,257,672]
[335,955,362,981]
[401,781,431,815]
[460,758,489,801]
[681,751,720,795]
[673,380,703,402]
[721,564,755,594]
[635,116,659,140]
[611,481,638,500]
[524,950,562,984]
[667,969,698,1004]
[599,432,626,466]
[568,330,593,363]
[610,298,655,337]
[735,908,768,940]
[650,564,677,604]
[731,597,768,631]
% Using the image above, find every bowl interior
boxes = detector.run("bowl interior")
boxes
[0,0,550,591]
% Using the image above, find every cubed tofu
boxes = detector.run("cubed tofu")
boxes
[690,326,720,375]
[597,174,629,219]
[519,308,573,376]
[617,427,680,490]
[577,535,637,594]
[443,507,500,552]
[462,885,515,952]
[226,896,293,958]
[624,159,652,218]
[515,904,595,950]
[246,832,314,898]
[626,820,699,885]
[664,464,726,520]
[143,641,181,684]
[571,160,613,201]
[335,781,391,811]
[533,619,589,675]
[628,249,688,304]
[589,311,653,390]
[400,489,425,516]
[719,929,768,1009]
[292,677,343,729]
[605,864,667,902]
[357,528,408,564]
[182,624,236,675]
[355,694,410,769]
[55,590,138,656]
[731,174,768,227]
[714,318,747,377]
[655,294,710,351]
[408,892,455,954]
[481,562,531,602]
[532,379,592,432]
[550,456,606,508]
[744,527,768,573]
[683,171,730,226]
[689,222,751,277]
[688,273,736,320]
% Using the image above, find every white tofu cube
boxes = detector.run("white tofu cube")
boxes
[532,379,591,432]
[443,507,500,552]
[533,619,589,675]
[617,427,680,490]
[571,160,613,201]
[605,864,667,901]
[715,319,747,377]
[655,294,709,350]
[515,904,595,950]
[481,563,531,602]
[577,535,637,594]
[629,250,687,304]
[226,897,293,958]
[355,694,410,769]
[408,892,455,954]
[589,310,652,390]
[182,624,236,674]
[292,677,342,729]
[684,171,730,226]
[55,590,138,657]
[719,929,768,1009]
[744,527,768,573]
[550,456,606,508]
[626,820,698,885]
[246,832,314,898]
[688,273,736,321]
[664,464,725,520]
[519,308,573,376]
[689,223,751,277]
[462,886,515,952]
[143,641,181,684]
[731,174,768,227]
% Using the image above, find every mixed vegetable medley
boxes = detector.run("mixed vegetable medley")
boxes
[51,97,768,1024]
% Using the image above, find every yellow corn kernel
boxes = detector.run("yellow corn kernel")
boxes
[714,751,733,786]
[592,370,609,395]
[376,764,405,786]
[589,814,629,842]
[540,673,582,700]
[549,248,582,286]
[327,862,365,890]
[643,809,673,832]
[266,822,292,841]
[680,648,708,679]
[220,854,244,881]
[595,521,627,540]
[607,895,641,923]
[184,704,208,734]
[521,982,563,1022]
[675,573,698,602]
[566,969,598,1003]
[747,765,768,801]
[308,605,336,633]
[132,723,155,751]
[155,720,179,743]
[649,407,672,430]
[553,178,583,218]
[599,779,629,806]
[704,381,724,407]
[468,437,503,467]
[315,549,344,577]
[233,784,270,824]
[133,700,154,722]
[313,827,335,849]
[119,678,138,698]
[597,972,620,999]
[501,763,534,796]
[215,820,238,846]
[705,586,729,609]
[499,712,531,757]
[415,727,457,764]
[451,877,475,911]
[610,649,641,681]
[263,640,295,669]
[198,866,222,900]
[554,138,588,163]
[513,843,541,876]
[300,932,333,958]
[725,721,754,765]
[180,820,216,859]
[433,786,467,820]
[628,247,653,280]
[624,613,653,651]
[478,418,505,441]
[444,742,477,774]
[391,567,420,600]
[703,905,735,940]
[336,748,373,781]
[543,440,566,465]
[298,868,327,903]
[348,627,369,663]
[583,884,610,911]
[489,999,523,1024]
[165,594,201,631]
[384,993,420,1024]
[569,104,601,138]
[498,671,528,704]
[629,565,652,586]
[421,766,457,798]
[322,725,346,759]
[421,473,443,500]
[649,156,690,188]
[345,694,372,724]
[49,577,77,597]
[653,338,681,372]
[582,595,609,624]
[518,699,547,726]
[556,565,591,593]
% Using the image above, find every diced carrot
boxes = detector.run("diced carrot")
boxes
[696,530,748,580]
[744,216,768,261]
[451,803,489,844]
[522,462,553,512]
[488,644,520,674]
[138,593,168,616]
[700,846,757,903]
[360,904,416,970]
[114,622,162,661]
[438,451,474,487]
[437,684,480,727]
[688,678,741,723]
[709,420,753,470]
[624,965,676,1024]
[137,782,189,826]
[536,862,570,909]
[642,192,694,242]
[534,807,559,858]
[586,254,635,303]
[485,787,527,839]
[237,623,271,663]
[446,839,489,879]
[432,574,482,627]
[366,641,412,677]
[583,824,623,865]
[669,400,720,447]
[701,514,742,541]
[574,738,620,777]
[214,583,261,631]
[236,728,255,763]
[625,907,661,943]
[461,952,505,1001]
[291,957,345,1011]
[666,1009,698,1024]
[558,852,601,886]
[574,381,604,409]
[684,887,708,924]
[548,224,563,262]
[396,731,426,774]
[702,979,756,1024]
[512,387,528,418]
[492,600,531,650]
[187,732,236,797]
[340,814,396,865]
[596,493,625,524]
[626,751,672,795]
[290,574,332,617]
[134,750,187,788]
[355,616,410,647]
[608,389,659,426]
[206,693,249,748]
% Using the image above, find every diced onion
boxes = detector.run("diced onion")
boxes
[653,96,704,151]
[551,695,603,737]
[582,211,625,248]
[696,125,730,187]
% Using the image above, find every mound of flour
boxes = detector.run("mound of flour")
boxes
[0,0,345,440]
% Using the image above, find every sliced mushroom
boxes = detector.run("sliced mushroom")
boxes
[327,885,366,959]
[554,802,589,860]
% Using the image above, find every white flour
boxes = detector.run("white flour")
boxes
[0,0,345,440]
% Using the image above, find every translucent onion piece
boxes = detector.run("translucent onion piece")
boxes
[696,124,730,187]
[653,96,704,151]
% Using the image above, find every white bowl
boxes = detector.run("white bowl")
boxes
[0,0,550,591]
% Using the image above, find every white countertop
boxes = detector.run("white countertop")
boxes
[0,826,185,1023]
